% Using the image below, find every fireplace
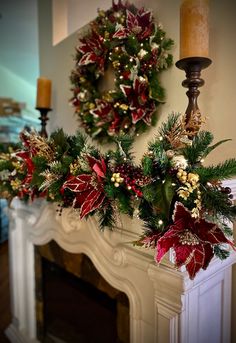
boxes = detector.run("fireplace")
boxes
[5,186,236,343]
[35,241,129,342]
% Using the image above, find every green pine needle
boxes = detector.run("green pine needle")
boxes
[214,245,230,260]
[142,155,154,176]
[182,131,213,165]
[68,131,87,157]
[196,159,236,183]
[98,203,115,230]
[0,160,13,172]
[110,135,135,163]
[50,129,70,155]
[201,186,236,222]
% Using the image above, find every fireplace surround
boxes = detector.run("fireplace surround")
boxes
[5,179,236,343]
[35,241,129,342]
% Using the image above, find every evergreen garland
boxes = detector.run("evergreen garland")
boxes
[0,112,236,280]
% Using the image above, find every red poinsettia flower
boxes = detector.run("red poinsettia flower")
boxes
[62,156,107,219]
[14,151,37,199]
[108,111,121,134]
[78,30,106,73]
[16,151,35,187]
[113,8,154,40]
[156,202,235,279]
[112,0,127,12]
[120,76,155,124]
[90,99,114,126]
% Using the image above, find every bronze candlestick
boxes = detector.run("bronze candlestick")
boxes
[175,57,212,124]
[36,107,51,138]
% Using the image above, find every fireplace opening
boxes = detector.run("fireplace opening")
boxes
[35,241,130,343]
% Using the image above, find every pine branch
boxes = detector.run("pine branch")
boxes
[149,71,165,102]
[196,159,236,183]
[68,132,87,157]
[220,223,233,237]
[182,131,213,165]
[32,156,48,172]
[160,38,174,52]
[142,155,154,176]
[61,156,74,173]
[111,135,134,163]
[138,199,167,234]
[50,129,70,155]
[204,139,231,158]
[148,140,169,171]
[97,203,115,230]
[48,180,64,201]
[214,245,230,260]
[117,190,133,216]
[104,183,118,200]
[142,183,157,202]
[158,112,181,141]
[0,160,13,172]
[201,186,236,222]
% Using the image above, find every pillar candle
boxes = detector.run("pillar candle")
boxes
[180,0,209,59]
[36,77,52,108]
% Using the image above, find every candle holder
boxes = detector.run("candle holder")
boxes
[36,107,52,138]
[175,57,212,124]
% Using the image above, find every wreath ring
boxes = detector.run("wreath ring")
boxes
[70,1,174,141]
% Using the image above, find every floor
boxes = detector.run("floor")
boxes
[0,241,11,343]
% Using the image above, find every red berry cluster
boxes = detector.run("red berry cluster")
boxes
[220,186,233,204]
[114,164,150,197]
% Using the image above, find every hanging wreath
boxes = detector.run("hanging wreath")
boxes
[70,1,174,141]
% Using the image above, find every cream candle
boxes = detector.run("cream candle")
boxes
[180,0,209,59]
[36,77,52,108]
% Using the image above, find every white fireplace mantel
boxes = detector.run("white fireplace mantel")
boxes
[5,179,236,343]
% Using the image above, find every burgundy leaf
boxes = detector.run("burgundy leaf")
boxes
[185,246,206,280]
[80,189,105,218]
[120,84,132,97]
[62,174,92,192]
[79,52,98,66]
[131,108,145,124]
[113,27,129,39]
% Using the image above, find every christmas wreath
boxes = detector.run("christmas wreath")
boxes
[1,111,236,280]
[70,1,173,140]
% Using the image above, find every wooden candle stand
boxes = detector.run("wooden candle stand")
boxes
[36,107,51,138]
[175,56,212,123]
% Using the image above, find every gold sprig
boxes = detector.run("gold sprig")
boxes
[184,110,204,137]
[26,132,55,163]
[164,111,204,149]
[164,118,190,149]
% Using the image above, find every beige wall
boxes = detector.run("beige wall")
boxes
[38,0,236,164]
[38,0,236,339]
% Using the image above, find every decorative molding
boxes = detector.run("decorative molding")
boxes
[5,323,39,343]
[6,178,236,343]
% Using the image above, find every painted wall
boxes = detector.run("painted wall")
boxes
[0,65,37,115]
[0,0,39,116]
[38,0,236,164]
[38,0,236,339]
